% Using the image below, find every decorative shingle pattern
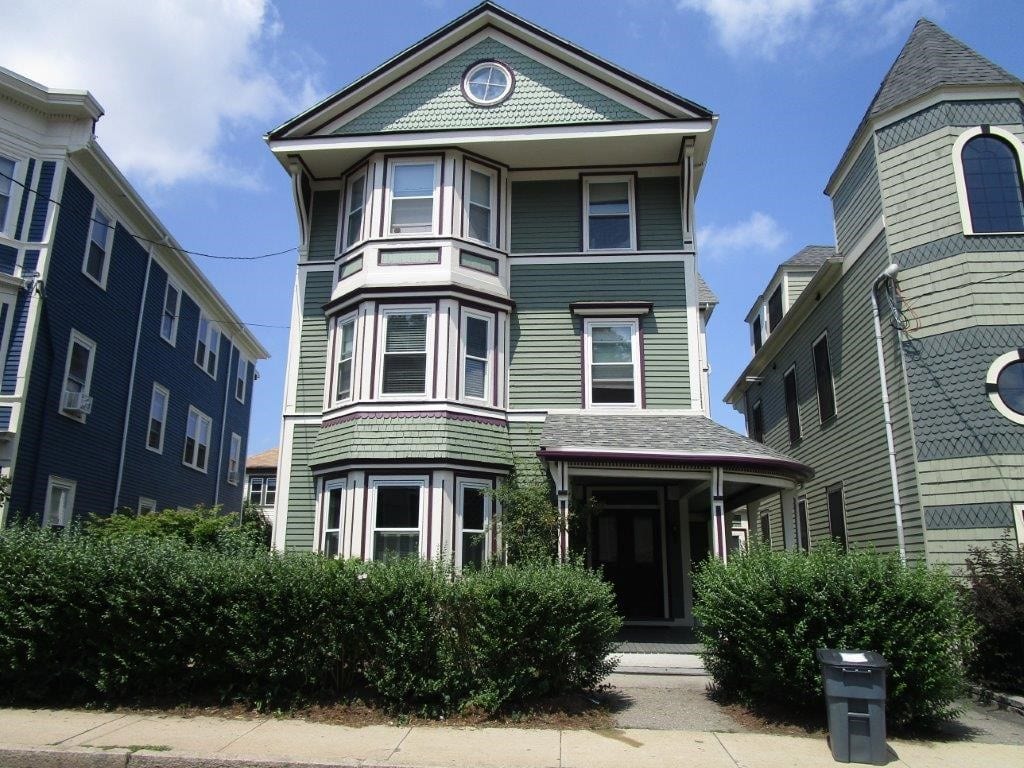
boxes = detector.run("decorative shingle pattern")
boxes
[925,502,1014,530]
[335,38,645,135]
[893,232,1024,270]
[903,325,1024,460]
[782,245,834,269]
[876,99,1024,153]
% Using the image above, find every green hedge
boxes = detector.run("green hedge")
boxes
[693,543,974,727]
[0,527,619,714]
[963,540,1024,694]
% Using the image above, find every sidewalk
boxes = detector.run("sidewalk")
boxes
[2,707,1023,768]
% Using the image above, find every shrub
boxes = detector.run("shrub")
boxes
[0,527,618,714]
[489,468,559,564]
[963,539,1024,694]
[87,505,267,553]
[693,542,974,727]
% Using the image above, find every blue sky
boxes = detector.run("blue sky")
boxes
[7,0,1024,450]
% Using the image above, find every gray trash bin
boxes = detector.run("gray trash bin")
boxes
[816,649,888,765]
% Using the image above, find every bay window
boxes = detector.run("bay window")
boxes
[461,311,491,401]
[334,315,356,403]
[465,163,497,245]
[387,159,439,235]
[371,478,425,560]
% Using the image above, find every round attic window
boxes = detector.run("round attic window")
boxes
[987,351,1024,424]
[462,61,514,106]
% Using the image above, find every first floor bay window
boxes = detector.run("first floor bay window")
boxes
[381,309,429,396]
[372,479,424,560]
[584,318,640,407]
[457,481,491,570]
[321,481,346,558]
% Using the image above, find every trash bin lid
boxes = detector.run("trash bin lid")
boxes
[816,648,888,668]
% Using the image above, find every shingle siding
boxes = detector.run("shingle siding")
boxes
[876,99,1024,152]
[832,144,882,254]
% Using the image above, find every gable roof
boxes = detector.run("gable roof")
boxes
[827,18,1022,194]
[268,1,713,141]
[246,447,279,471]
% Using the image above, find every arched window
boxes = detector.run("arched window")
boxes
[961,135,1024,233]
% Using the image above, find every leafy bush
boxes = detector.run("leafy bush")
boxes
[693,542,974,727]
[489,468,559,564]
[87,505,267,552]
[0,527,618,714]
[963,539,1024,694]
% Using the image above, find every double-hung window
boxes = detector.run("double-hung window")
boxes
[147,383,169,453]
[248,476,265,506]
[783,366,801,444]
[161,281,181,344]
[583,176,635,251]
[461,311,491,402]
[183,406,212,471]
[371,478,426,560]
[61,331,95,420]
[83,204,114,287]
[457,480,491,570]
[584,318,641,407]
[812,333,836,423]
[44,476,76,528]
[380,307,431,397]
[227,433,241,485]
[0,155,16,233]
[195,314,220,378]
[321,481,346,558]
[264,477,277,507]
[387,159,439,235]
[344,172,366,248]
[235,355,248,403]
[334,315,356,403]
[465,163,497,245]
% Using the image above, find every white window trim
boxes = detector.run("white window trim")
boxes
[331,312,358,406]
[147,383,169,454]
[463,161,498,247]
[265,476,277,507]
[235,355,248,404]
[227,433,241,485]
[138,497,157,515]
[44,476,76,528]
[369,475,428,560]
[986,350,1024,425]
[161,280,181,346]
[952,126,1024,236]
[82,202,114,289]
[60,330,96,422]
[182,405,213,473]
[582,175,637,253]
[341,171,368,251]
[456,479,492,571]
[460,309,493,404]
[0,296,17,368]
[384,157,441,237]
[812,330,838,423]
[317,478,348,558]
[195,313,220,379]
[248,475,265,506]
[582,317,642,409]
[0,154,24,238]
[376,304,436,399]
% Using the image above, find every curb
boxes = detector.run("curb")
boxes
[969,685,1024,716]
[0,744,130,768]
[0,746,380,768]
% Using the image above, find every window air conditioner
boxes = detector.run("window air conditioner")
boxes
[62,390,93,415]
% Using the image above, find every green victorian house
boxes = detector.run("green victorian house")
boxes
[265,2,809,624]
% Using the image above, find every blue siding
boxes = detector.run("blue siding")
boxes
[27,162,55,243]
[0,406,10,431]
[0,245,16,275]
[13,158,34,241]
[2,250,37,395]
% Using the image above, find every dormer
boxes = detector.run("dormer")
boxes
[746,246,833,353]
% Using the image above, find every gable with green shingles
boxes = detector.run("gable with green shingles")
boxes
[312,416,513,467]
[334,38,645,135]
[296,270,333,412]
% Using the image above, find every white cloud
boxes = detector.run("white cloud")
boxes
[699,211,787,260]
[676,0,944,58]
[4,0,321,188]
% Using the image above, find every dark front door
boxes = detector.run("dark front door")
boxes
[592,510,664,619]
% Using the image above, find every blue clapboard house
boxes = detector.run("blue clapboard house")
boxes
[0,66,268,526]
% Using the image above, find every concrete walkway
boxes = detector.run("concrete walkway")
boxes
[2,707,1024,768]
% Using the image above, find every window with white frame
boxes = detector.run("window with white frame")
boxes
[44,476,75,528]
[195,314,220,378]
[227,433,241,485]
[183,406,212,471]
[0,298,17,369]
[584,318,641,407]
[61,331,95,420]
[986,350,1024,425]
[83,204,114,287]
[235,355,248,403]
[583,176,635,251]
[961,134,1024,233]
[371,478,425,560]
[461,311,491,402]
[161,281,181,344]
[0,155,17,233]
[380,307,431,396]
[387,159,439,235]
[457,480,491,570]
[321,480,346,558]
[334,315,356,403]
[147,383,169,453]
[464,163,497,245]
[265,477,277,507]
[138,497,157,515]
[344,172,366,249]
[248,476,265,506]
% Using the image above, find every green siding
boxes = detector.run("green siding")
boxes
[284,424,320,551]
[636,177,684,250]
[785,270,815,308]
[312,417,513,467]
[295,271,333,412]
[832,143,882,254]
[511,180,580,253]
[308,190,339,261]
[509,261,690,409]
[335,38,644,135]
[749,235,925,561]
[509,420,545,481]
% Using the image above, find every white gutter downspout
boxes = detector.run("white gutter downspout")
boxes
[870,263,907,564]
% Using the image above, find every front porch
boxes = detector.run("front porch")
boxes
[615,625,702,654]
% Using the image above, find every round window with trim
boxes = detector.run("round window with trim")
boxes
[987,351,1024,425]
[462,61,514,106]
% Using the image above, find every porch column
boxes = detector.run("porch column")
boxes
[547,459,570,563]
[709,467,728,564]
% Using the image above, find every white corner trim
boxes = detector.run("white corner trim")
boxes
[683,253,703,412]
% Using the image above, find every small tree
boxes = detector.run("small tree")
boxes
[489,467,559,564]
[963,538,1024,693]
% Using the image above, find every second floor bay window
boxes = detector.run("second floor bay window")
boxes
[380,308,431,396]
[584,318,641,407]
[465,163,497,245]
[388,159,438,235]
[344,172,366,248]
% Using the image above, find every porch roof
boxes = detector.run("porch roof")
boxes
[537,413,812,481]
